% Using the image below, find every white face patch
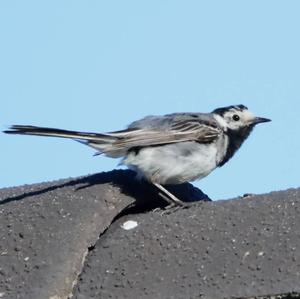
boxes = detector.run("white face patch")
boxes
[213,114,229,130]
[221,108,256,130]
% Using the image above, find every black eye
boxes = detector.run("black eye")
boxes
[232,114,240,121]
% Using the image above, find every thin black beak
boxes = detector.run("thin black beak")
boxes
[252,117,271,125]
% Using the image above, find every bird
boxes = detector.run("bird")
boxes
[4,105,271,206]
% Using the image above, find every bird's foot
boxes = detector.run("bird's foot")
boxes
[152,201,197,215]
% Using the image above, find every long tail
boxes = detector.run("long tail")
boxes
[4,125,124,157]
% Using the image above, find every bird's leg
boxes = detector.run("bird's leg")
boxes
[156,191,176,207]
[152,182,186,206]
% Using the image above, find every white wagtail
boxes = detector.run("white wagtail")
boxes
[4,105,270,206]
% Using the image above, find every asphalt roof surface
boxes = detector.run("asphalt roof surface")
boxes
[0,170,299,299]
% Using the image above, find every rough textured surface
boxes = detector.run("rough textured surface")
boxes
[72,188,300,299]
[0,170,208,299]
[1,170,299,299]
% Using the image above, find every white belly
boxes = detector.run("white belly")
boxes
[123,141,220,185]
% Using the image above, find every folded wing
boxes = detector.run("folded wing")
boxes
[100,119,221,156]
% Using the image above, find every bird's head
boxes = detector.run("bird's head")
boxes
[212,105,271,132]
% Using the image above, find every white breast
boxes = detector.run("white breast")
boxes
[123,140,225,185]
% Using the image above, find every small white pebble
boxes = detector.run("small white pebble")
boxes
[0,292,5,298]
[258,251,264,256]
[121,220,138,230]
[24,257,30,261]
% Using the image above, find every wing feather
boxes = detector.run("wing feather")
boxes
[95,119,221,155]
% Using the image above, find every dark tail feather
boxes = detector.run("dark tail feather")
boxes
[3,125,124,157]
[4,125,114,141]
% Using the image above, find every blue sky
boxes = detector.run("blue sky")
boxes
[1,1,299,199]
